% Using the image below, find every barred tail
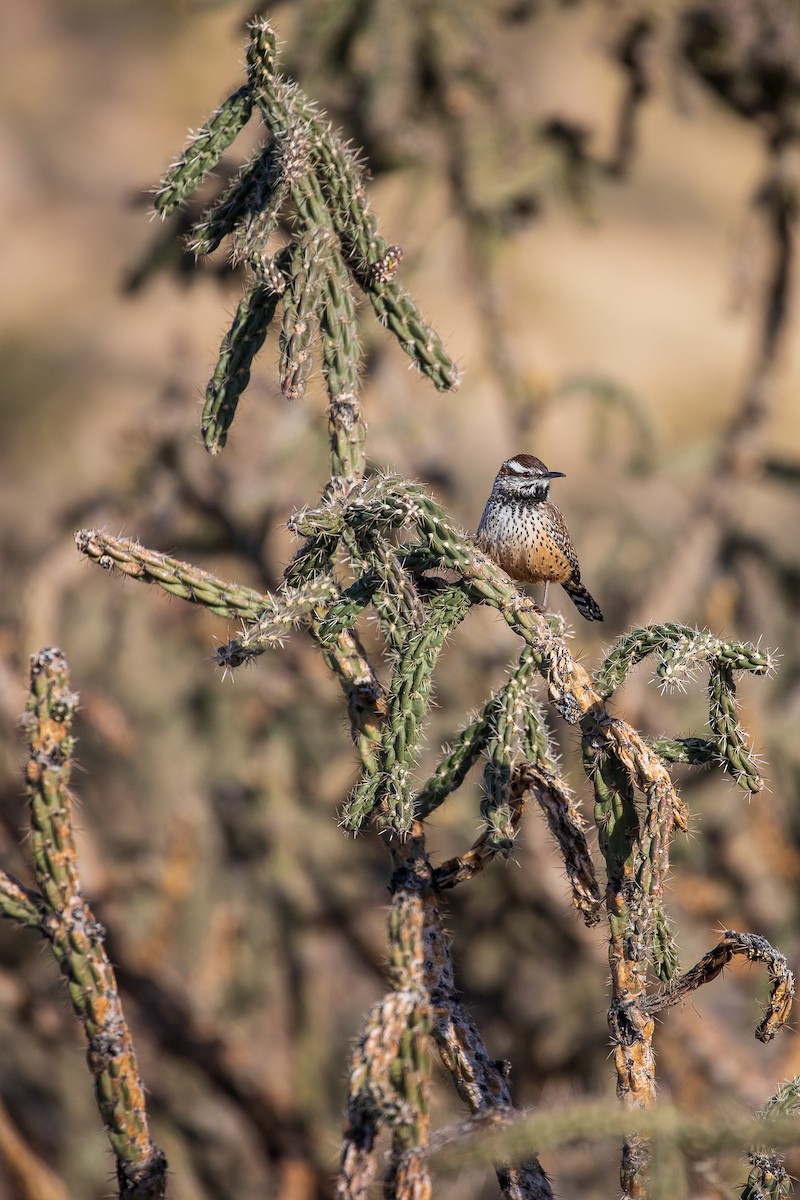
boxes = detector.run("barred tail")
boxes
[563,579,603,622]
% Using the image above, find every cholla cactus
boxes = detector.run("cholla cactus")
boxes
[155,18,459,463]
[57,19,798,1200]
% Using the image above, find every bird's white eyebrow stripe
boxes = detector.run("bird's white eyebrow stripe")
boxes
[504,458,527,473]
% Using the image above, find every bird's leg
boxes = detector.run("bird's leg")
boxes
[542,581,550,610]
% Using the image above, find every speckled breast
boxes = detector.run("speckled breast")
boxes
[476,499,576,584]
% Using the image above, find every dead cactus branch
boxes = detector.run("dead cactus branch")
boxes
[644,931,795,1044]
[2,650,167,1200]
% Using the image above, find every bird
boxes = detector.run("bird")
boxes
[475,453,603,621]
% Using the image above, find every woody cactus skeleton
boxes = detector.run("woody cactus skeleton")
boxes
[73,19,794,1200]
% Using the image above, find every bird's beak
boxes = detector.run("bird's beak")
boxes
[545,470,566,479]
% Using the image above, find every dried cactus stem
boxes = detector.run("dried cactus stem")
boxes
[337,843,433,1198]
[644,930,795,1043]
[522,764,602,926]
[421,887,554,1199]
[23,649,166,1200]
[584,738,655,1198]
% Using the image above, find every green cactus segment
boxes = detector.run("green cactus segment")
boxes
[248,17,459,390]
[215,575,340,669]
[289,475,474,571]
[227,123,313,265]
[328,394,367,490]
[338,855,434,1198]
[479,649,548,856]
[279,234,329,400]
[345,534,425,652]
[383,864,430,1188]
[291,80,455,394]
[0,874,42,928]
[366,279,461,392]
[320,248,361,401]
[583,730,665,1129]
[658,630,773,680]
[23,648,82,905]
[480,761,516,856]
[313,575,380,644]
[22,650,167,1197]
[708,662,764,793]
[154,16,460,453]
[652,906,678,981]
[516,687,554,766]
[593,622,773,699]
[311,133,460,391]
[287,474,589,726]
[312,626,385,778]
[191,143,281,259]
[245,17,280,94]
[282,532,339,587]
[342,588,472,834]
[74,529,268,619]
[585,743,638,895]
[415,647,543,819]
[593,623,770,794]
[311,134,384,272]
[414,715,491,820]
[646,736,717,765]
[154,85,254,217]
[761,1077,800,1117]
[743,1079,800,1191]
[202,267,285,454]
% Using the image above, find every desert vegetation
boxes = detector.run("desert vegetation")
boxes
[1,3,800,1198]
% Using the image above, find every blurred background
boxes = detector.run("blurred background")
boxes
[1,1,800,1197]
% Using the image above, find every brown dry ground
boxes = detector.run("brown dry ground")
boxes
[1,3,800,1199]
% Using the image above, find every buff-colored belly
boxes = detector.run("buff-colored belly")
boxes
[476,503,574,584]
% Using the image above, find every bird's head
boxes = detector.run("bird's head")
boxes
[496,453,566,500]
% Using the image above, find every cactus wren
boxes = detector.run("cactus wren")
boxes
[476,453,603,622]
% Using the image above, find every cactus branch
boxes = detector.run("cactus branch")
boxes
[644,930,795,1043]
[21,649,166,1200]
